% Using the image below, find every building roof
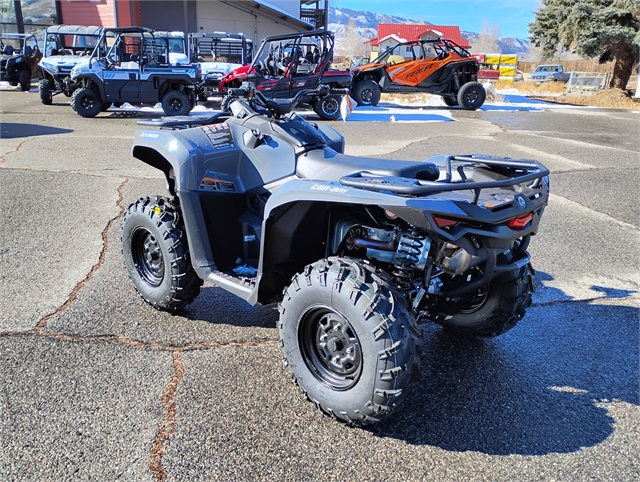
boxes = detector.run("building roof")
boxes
[370,24,470,48]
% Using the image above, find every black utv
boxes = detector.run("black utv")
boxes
[0,33,42,91]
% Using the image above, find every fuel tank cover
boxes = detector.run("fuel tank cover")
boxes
[270,115,326,149]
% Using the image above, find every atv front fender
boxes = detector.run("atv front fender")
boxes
[132,130,192,195]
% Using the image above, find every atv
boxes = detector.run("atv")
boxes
[69,27,201,117]
[189,32,252,100]
[38,25,104,105]
[351,38,486,110]
[217,30,350,120]
[0,33,42,91]
[121,85,549,426]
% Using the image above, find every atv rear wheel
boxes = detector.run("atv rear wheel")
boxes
[457,81,486,110]
[71,87,102,117]
[279,257,421,426]
[161,89,192,116]
[435,261,534,338]
[442,96,458,107]
[121,196,203,312]
[313,95,341,120]
[352,79,380,106]
[19,69,31,91]
[39,79,53,105]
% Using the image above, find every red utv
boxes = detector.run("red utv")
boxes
[218,30,350,120]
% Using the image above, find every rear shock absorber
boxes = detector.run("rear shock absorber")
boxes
[392,230,427,289]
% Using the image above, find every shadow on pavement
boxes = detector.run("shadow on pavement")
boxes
[369,298,638,455]
[0,123,73,139]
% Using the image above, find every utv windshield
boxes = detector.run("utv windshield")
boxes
[45,33,100,56]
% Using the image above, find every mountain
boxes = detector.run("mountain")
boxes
[461,31,531,56]
[328,6,531,57]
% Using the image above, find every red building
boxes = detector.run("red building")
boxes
[369,23,470,49]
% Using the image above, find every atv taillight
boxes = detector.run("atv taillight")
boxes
[508,214,533,230]
[433,216,458,228]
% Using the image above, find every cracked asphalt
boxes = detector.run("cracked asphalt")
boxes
[1,90,638,481]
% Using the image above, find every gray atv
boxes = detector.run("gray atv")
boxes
[69,26,201,117]
[121,86,549,426]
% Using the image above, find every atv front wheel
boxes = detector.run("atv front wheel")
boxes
[457,81,486,110]
[279,257,421,426]
[313,95,341,120]
[39,79,53,105]
[71,87,102,117]
[352,79,380,106]
[161,89,192,116]
[435,261,534,337]
[19,70,31,91]
[121,196,203,312]
[221,95,237,112]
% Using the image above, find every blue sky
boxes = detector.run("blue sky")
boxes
[332,0,541,39]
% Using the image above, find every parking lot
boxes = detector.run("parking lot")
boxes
[1,89,639,481]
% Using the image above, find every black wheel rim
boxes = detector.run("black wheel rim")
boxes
[298,305,362,390]
[168,97,184,113]
[131,226,164,287]
[81,94,95,111]
[361,88,373,103]
[464,89,480,105]
[322,97,339,116]
[459,268,489,313]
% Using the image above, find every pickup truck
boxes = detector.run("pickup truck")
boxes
[528,64,571,83]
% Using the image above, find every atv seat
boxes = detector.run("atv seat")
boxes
[264,98,295,116]
[297,149,440,182]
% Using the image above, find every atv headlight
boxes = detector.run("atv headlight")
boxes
[40,61,57,73]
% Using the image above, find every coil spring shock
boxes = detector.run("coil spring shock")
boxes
[392,230,426,289]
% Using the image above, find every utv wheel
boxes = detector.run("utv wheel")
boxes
[279,257,421,426]
[442,96,458,107]
[161,89,192,116]
[19,69,31,91]
[457,81,486,110]
[352,79,381,106]
[71,87,102,117]
[435,261,534,338]
[39,79,53,105]
[221,95,237,112]
[121,196,203,312]
[313,95,341,120]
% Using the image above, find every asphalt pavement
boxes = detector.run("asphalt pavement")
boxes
[1,88,638,481]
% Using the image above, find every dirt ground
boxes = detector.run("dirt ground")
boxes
[381,82,640,109]
[494,81,640,109]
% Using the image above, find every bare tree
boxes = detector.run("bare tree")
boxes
[471,21,501,54]
[337,18,370,59]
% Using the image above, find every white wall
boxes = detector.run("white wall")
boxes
[195,1,301,45]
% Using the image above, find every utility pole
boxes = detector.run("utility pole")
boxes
[13,0,24,33]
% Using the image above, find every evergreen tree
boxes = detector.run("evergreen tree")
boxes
[529,0,640,89]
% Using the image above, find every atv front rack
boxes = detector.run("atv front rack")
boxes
[339,155,550,203]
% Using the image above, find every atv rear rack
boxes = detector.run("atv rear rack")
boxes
[339,155,550,203]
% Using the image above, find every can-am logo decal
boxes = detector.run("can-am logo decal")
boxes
[311,184,348,194]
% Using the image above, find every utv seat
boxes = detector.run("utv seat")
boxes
[297,149,440,182]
